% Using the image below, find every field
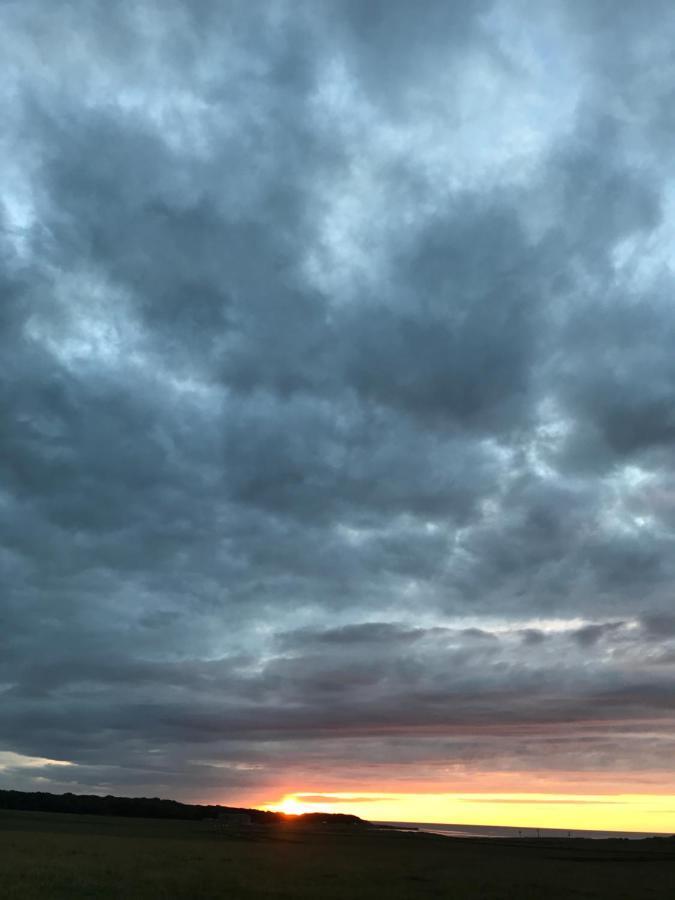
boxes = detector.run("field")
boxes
[1,809,674,899]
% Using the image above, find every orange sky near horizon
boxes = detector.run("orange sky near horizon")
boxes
[261,791,675,834]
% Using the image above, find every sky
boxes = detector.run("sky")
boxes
[1,0,675,833]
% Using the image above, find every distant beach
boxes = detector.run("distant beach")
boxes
[380,821,672,840]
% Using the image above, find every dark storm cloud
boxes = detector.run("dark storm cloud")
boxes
[1,0,675,799]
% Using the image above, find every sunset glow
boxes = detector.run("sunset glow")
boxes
[266,796,323,816]
[262,792,675,834]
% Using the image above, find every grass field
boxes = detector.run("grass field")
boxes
[1,808,674,899]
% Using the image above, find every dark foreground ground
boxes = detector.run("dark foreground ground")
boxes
[1,809,674,899]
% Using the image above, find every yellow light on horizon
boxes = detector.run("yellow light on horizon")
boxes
[265,795,324,816]
[259,792,675,834]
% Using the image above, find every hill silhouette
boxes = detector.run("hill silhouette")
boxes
[0,788,365,826]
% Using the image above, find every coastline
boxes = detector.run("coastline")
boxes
[377,820,674,840]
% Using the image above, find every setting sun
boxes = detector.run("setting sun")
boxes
[266,796,321,816]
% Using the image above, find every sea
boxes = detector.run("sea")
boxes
[378,821,673,840]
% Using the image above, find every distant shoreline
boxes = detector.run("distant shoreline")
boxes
[377,820,674,841]
[3,789,671,842]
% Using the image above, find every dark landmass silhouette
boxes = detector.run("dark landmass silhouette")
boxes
[1,803,674,898]
[0,787,365,826]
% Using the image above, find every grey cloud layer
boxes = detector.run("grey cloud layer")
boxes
[1,0,675,800]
